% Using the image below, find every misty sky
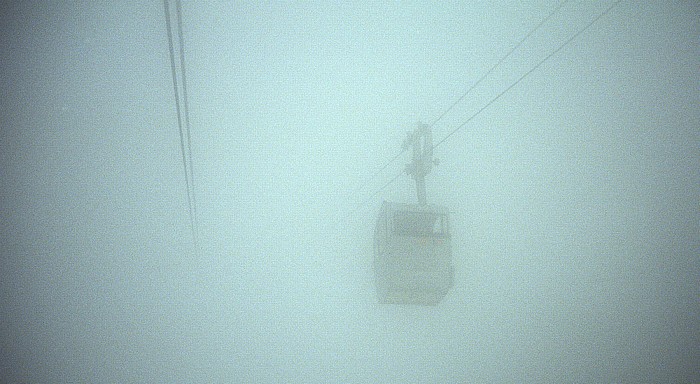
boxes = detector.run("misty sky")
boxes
[1,1,698,382]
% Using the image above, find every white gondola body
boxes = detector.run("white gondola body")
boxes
[374,201,454,305]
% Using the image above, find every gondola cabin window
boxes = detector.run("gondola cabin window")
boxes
[393,211,448,238]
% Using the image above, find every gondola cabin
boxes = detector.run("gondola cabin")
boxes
[374,201,453,305]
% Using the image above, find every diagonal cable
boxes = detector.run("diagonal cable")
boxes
[164,0,197,247]
[428,0,569,128]
[353,147,406,197]
[434,0,621,150]
[356,0,621,214]
[351,172,403,216]
[175,0,199,251]
[352,0,569,198]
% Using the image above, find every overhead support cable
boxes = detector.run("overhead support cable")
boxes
[174,0,199,250]
[434,0,621,151]
[353,147,406,197]
[357,0,622,212]
[351,172,403,216]
[164,0,199,251]
[428,0,569,129]
[353,0,569,198]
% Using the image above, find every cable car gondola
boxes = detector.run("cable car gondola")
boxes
[373,123,454,305]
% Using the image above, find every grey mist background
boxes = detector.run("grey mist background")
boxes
[1,1,698,382]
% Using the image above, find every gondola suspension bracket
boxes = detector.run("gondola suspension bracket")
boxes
[403,122,439,206]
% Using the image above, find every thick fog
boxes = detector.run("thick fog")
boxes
[1,1,698,382]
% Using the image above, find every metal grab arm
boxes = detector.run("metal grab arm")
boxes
[403,122,435,206]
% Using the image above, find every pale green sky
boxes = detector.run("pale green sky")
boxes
[1,1,698,382]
